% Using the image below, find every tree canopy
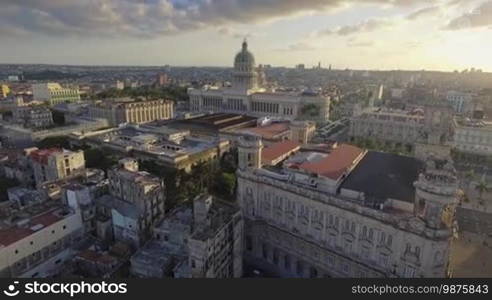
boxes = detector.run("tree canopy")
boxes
[96,85,189,103]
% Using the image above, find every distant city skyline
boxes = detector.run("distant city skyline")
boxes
[1,0,491,71]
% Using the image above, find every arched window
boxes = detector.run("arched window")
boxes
[434,251,442,264]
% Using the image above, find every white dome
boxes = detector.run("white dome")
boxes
[234,40,255,71]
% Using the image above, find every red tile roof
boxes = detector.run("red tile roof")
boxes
[262,140,301,163]
[76,250,117,265]
[31,211,63,227]
[298,144,365,180]
[246,123,290,139]
[30,148,62,164]
[0,228,33,247]
[0,210,64,247]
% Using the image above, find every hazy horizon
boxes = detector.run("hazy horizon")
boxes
[1,0,491,72]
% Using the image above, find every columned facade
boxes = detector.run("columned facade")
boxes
[188,41,330,123]
[89,99,174,126]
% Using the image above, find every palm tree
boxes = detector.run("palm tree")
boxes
[475,180,490,204]
[463,170,475,189]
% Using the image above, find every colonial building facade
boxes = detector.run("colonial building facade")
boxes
[349,104,454,153]
[236,136,458,278]
[349,108,425,150]
[30,148,86,187]
[188,40,330,123]
[453,117,492,156]
[12,106,54,129]
[32,83,80,105]
[88,99,174,126]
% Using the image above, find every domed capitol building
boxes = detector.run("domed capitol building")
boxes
[188,40,331,123]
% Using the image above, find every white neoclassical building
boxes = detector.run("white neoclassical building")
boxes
[188,40,330,124]
[453,118,492,156]
[236,136,459,278]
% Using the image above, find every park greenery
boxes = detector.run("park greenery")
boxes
[300,103,320,117]
[36,135,71,149]
[139,148,238,211]
[51,110,66,126]
[451,148,492,167]
[83,147,119,173]
[350,137,412,156]
[0,177,20,202]
[96,85,189,103]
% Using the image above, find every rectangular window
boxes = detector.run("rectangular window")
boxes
[344,240,352,253]
[285,256,291,270]
[360,247,370,260]
[378,253,388,267]
[246,236,253,251]
[341,262,350,274]
[404,266,416,278]
[296,261,303,276]
[327,255,335,266]
[262,243,268,259]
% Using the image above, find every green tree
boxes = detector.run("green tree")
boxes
[220,148,238,173]
[36,136,71,149]
[365,138,375,149]
[83,148,118,172]
[51,110,65,126]
[215,172,236,199]
[463,169,476,188]
[0,177,19,202]
[475,180,490,201]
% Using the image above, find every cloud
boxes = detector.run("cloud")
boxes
[406,6,441,20]
[346,40,375,47]
[319,18,393,36]
[288,42,317,51]
[217,27,255,39]
[444,1,492,30]
[276,42,318,52]
[0,0,427,39]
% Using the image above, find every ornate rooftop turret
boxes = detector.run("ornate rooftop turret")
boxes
[414,155,459,230]
[237,134,263,170]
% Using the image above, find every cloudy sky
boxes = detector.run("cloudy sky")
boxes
[0,0,491,71]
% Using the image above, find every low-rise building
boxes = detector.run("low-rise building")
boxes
[349,108,425,149]
[0,148,36,186]
[95,158,165,248]
[7,187,45,210]
[30,148,86,187]
[236,136,459,278]
[32,83,80,105]
[1,84,10,98]
[447,91,474,114]
[130,194,243,278]
[73,249,121,278]
[453,118,492,156]
[0,116,109,148]
[88,98,174,126]
[70,123,230,172]
[188,195,243,278]
[0,205,84,277]
[12,106,54,129]
[234,120,315,145]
